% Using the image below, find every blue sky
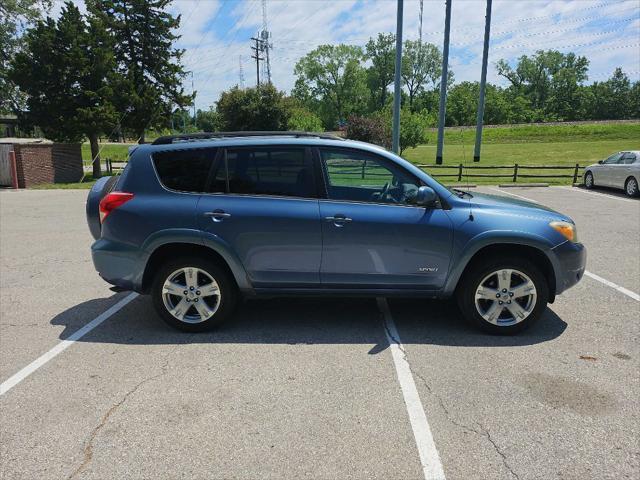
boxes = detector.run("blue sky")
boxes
[54,0,640,111]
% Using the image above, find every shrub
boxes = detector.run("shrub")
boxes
[345,114,390,148]
[287,106,323,132]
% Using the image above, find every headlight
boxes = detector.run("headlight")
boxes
[550,221,578,242]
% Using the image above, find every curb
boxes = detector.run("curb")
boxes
[444,184,477,188]
[497,183,549,188]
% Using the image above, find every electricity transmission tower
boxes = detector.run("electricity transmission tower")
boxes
[239,55,245,88]
[259,0,272,84]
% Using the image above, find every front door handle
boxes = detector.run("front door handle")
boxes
[325,215,352,227]
[204,210,231,222]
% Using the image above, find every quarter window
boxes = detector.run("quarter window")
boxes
[153,149,216,192]
[224,148,314,198]
[320,149,421,205]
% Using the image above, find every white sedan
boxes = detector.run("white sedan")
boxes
[584,151,640,197]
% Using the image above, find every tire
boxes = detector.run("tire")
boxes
[456,257,549,335]
[584,171,594,189]
[151,256,237,332]
[624,176,639,197]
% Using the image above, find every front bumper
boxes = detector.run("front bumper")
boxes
[551,240,587,295]
[91,238,147,291]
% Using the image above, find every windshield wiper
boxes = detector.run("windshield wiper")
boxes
[452,188,473,198]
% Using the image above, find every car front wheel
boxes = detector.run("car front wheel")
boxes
[584,171,594,189]
[152,257,237,332]
[457,257,549,335]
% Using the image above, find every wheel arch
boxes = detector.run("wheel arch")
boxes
[140,230,252,294]
[446,242,557,303]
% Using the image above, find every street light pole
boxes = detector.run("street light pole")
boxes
[474,0,493,162]
[436,0,452,165]
[392,0,404,154]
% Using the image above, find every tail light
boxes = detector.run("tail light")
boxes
[99,192,134,223]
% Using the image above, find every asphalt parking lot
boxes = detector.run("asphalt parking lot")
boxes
[1,186,638,480]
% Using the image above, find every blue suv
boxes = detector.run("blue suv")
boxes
[86,132,586,334]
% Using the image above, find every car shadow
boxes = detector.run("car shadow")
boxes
[51,294,567,349]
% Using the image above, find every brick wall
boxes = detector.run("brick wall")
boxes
[13,143,83,188]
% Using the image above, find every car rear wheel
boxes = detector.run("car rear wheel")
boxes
[584,171,594,189]
[152,257,237,332]
[625,177,639,197]
[457,257,549,335]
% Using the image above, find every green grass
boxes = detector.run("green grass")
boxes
[403,123,640,185]
[31,174,97,190]
[82,143,132,164]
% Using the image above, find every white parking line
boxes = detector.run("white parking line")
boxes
[0,292,138,396]
[486,187,540,203]
[377,298,446,480]
[486,187,640,302]
[558,186,638,204]
[584,271,640,302]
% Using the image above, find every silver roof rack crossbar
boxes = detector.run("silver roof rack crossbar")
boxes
[151,131,344,145]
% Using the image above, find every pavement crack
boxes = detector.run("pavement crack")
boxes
[475,422,520,480]
[67,358,170,479]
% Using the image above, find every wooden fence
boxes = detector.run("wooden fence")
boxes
[415,163,585,183]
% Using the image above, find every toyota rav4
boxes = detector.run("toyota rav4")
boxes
[86,132,586,334]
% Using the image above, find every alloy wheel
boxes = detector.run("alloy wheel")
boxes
[474,269,537,326]
[161,267,221,323]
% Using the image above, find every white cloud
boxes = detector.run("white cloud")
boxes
[47,0,640,110]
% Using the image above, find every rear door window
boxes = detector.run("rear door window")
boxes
[153,148,217,192]
[224,147,315,198]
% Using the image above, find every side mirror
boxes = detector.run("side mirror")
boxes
[416,186,437,206]
[598,160,603,164]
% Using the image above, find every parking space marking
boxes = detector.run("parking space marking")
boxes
[558,186,638,203]
[584,271,640,302]
[486,187,640,302]
[377,298,446,480]
[0,293,138,396]
[486,187,540,203]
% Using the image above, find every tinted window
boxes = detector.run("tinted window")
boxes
[153,149,215,192]
[320,149,421,205]
[622,153,637,164]
[225,148,314,198]
[603,153,623,164]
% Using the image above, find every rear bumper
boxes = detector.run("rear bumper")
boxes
[91,238,147,291]
[551,241,587,295]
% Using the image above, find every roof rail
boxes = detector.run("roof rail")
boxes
[151,131,344,145]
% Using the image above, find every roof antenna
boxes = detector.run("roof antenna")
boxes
[460,127,474,221]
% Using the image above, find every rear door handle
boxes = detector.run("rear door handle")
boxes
[204,210,231,222]
[325,215,352,227]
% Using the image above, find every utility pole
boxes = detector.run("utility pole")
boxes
[392,0,403,154]
[239,55,245,88]
[474,0,492,162]
[250,37,264,86]
[418,0,424,43]
[436,0,452,165]
[191,71,196,119]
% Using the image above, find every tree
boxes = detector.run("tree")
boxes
[10,2,117,178]
[195,108,221,132]
[217,84,291,131]
[87,0,192,142]
[293,44,368,129]
[402,40,442,109]
[365,33,396,110]
[0,0,51,114]
[497,50,588,120]
[585,68,633,120]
